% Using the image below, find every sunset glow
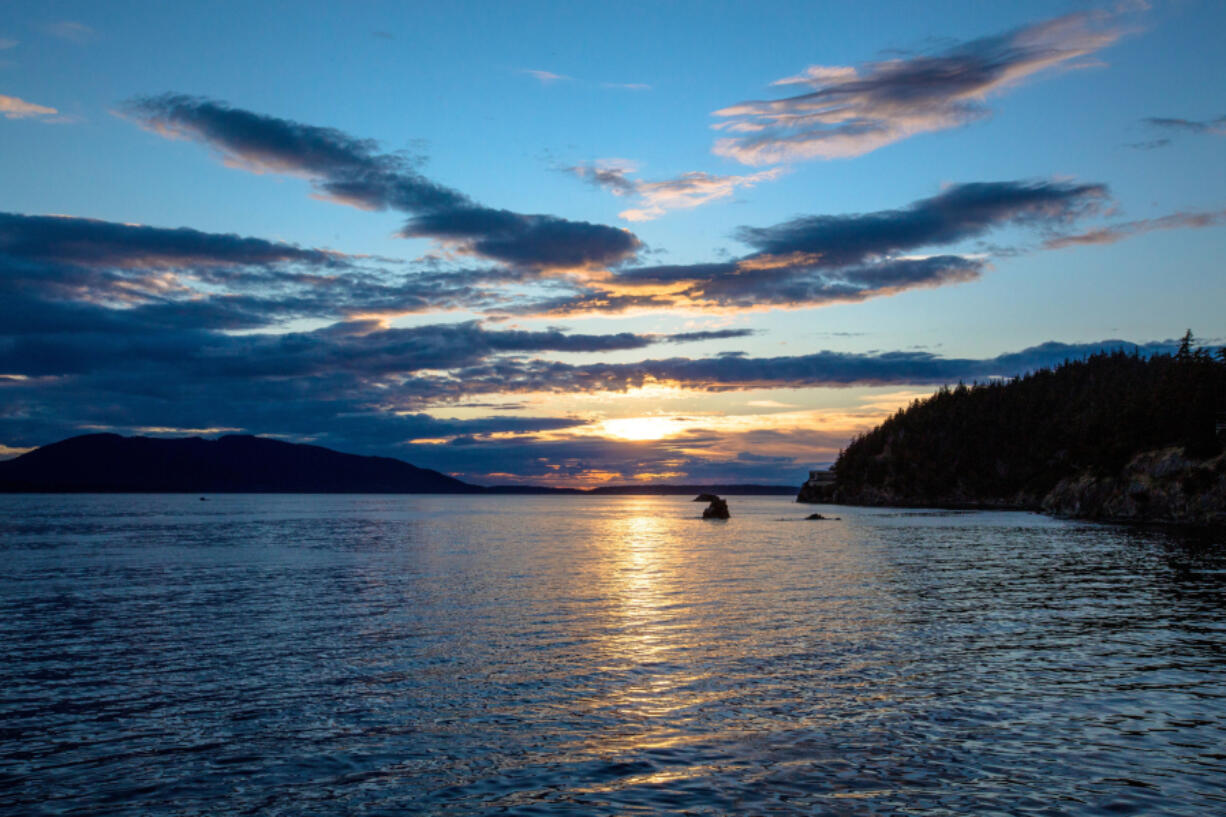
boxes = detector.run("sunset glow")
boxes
[599,416,685,441]
[0,1,1222,487]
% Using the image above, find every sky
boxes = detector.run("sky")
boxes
[2,0,1224,486]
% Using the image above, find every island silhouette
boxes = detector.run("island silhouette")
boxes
[0,433,798,496]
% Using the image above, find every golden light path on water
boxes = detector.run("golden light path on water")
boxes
[566,496,900,794]
[577,500,729,789]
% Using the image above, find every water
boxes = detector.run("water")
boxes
[1,495,1224,816]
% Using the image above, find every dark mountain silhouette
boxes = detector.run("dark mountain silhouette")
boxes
[0,433,481,494]
[0,433,805,495]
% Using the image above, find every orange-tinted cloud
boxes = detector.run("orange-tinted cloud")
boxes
[1044,209,1226,249]
[0,93,57,120]
[712,12,1125,164]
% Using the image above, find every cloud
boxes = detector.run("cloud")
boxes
[661,329,756,344]
[123,95,640,269]
[601,82,652,91]
[0,262,1182,487]
[525,179,1106,314]
[1043,209,1226,249]
[522,69,572,84]
[382,338,1181,404]
[0,209,764,381]
[621,170,786,222]
[0,38,17,50]
[0,211,568,335]
[0,93,58,120]
[118,100,1103,318]
[736,180,1104,260]
[567,159,640,195]
[44,21,94,43]
[1143,115,1226,136]
[0,211,337,270]
[712,12,1124,164]
[567,161,785,221]
[1125,138,1171,151]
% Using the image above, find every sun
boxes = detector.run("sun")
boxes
[600,416,680,442]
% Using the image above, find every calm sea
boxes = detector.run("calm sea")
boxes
[1,494,1224,816]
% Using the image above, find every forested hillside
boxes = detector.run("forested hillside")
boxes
[832,334,1226,512]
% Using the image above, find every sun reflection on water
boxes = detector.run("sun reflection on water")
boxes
[579,498,733,759]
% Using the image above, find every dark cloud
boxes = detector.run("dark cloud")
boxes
[124,95,641,269]
[736,181,1105,260]
[0,211,559,332]
[662,329,755,343]
[519,180,1105,314]
[713,12,1123,164]
[0,212,339,270]
[380,338,1180,403]
[0,307,711,380]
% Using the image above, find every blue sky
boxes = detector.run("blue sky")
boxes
[2,0,1224,485]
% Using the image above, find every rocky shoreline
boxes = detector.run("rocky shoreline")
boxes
[801,446,1226,528]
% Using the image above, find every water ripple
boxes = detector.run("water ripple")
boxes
[1,495,1223,815]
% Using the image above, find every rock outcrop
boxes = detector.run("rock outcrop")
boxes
[1042,447,1226,526]
[695,493,730,519]
[819,445,1226,527]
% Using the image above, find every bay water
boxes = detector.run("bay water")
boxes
[2,494,1224,815]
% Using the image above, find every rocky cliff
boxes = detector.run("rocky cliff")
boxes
[824,445,1226,526]
[1042,447,1226,526]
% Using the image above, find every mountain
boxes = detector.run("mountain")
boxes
[819,341,1226,525]
[0,433,481,494]
[0,433,805,496]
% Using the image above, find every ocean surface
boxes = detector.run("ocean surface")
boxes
[1,494,1224,816]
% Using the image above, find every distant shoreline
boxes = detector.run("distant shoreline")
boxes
[0,485,800,497]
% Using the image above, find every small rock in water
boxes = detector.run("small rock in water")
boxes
[701,495,730,519]
[806,512,839,520]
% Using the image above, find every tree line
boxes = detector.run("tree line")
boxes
[832,332,1226,504]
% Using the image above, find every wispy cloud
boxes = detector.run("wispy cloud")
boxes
[44,21,94,43]
[712,12,1124,164]
[521,69,572,84]
[1125,137,1171,151]
[122,95,641,270]
[0,38,18,50]
[601,82,652,91]
[0,93,58,120]
[567,161,785,221]
[1043,209,1226,249]
[1143,115,1226,136]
